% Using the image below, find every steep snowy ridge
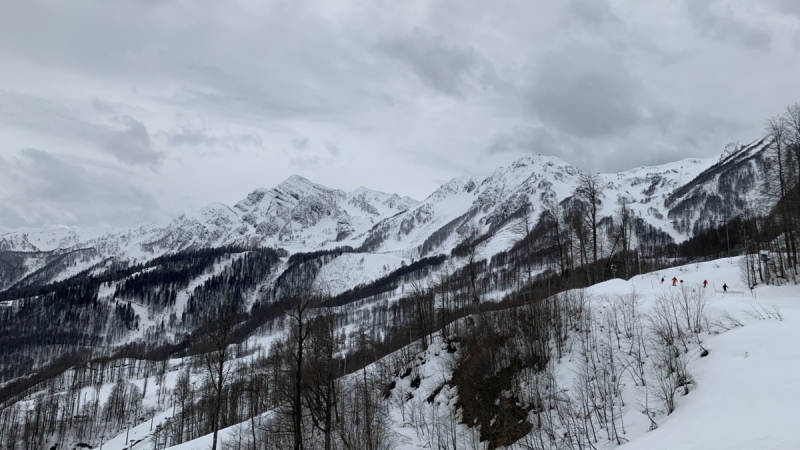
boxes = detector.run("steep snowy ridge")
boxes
[0,146,772,289]
[358,153,723,257]
[0,233,40,252]
[665,139,769,235]
[358,155,584,255]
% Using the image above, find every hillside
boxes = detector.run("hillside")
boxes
[81,258,800,449]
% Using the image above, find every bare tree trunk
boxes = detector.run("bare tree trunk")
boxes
[203,301,235,450]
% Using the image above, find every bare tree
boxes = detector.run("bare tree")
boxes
[566,208,590,284]
[675,285,709,335]
[763,115,796,274]
[458,223,486,311]
[510,200,536,282]
[275,280,318,450]
[541,197,569,277]
[304,307,340,450]
[647,290,693,415]
[781,104,800,272]
[202,301,237,450]
[613,197,635,279]
[574,173,605,283]
[409,279,435,350]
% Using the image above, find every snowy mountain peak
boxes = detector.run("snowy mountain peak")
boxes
[510,154,573,170]
[0,233,40,252]
[276,174,340,196]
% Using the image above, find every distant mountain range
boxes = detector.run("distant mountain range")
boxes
[0,139,769,293]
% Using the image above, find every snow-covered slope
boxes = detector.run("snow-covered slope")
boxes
[86,257,800,450]
[665,138,769,235]
[387,259,800,450]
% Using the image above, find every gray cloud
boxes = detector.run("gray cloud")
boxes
[0,0,799,227]
[566,0,624,34]
[528,42,657,139]
[563,0,665,58]
[489,126,559,155]
[289,153,321,169]
[486,125,607,173]
[377,28,498,96]
[0,90,102,142]
[91,97,118,114]
[0,149,164,228]
[0,91,164,166]
[686,1,772,49]
[102,116,163,166]
[773,0,800,18]
[162,126,263,148]
[164,127,216,146]
[326,143,340,157]
[292,136,310,151]
[285,139,341,169]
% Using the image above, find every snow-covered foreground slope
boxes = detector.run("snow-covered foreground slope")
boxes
[384,259,800,450]
[560,260,799,450]
[616,265,800,450]
[623,312,799,450]
[87,257,800,450]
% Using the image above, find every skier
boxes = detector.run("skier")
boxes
[671,276,678,286]
[722,283,728,292]
[660,277,665,284]
[703,279,708,288]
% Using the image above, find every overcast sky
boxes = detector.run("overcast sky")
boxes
[2,0,800,230]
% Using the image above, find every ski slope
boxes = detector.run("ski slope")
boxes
[616,261,800,450]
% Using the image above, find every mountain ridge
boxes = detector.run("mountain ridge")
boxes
[0,145,768,291]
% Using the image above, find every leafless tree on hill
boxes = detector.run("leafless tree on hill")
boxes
[574,173,605,283]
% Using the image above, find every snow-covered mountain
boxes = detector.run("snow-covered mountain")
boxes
[354,141,767,257]
[0,141,770,291]
[666,138,769,235]
[0,176,417,290]
[137,175,418,254]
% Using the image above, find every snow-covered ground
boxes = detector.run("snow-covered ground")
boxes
[615,261,800,450]
[89,257,800,449]
[314,252,408,295]
[392,258,800,449]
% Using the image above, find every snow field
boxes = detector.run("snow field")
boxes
[314,252,408,296]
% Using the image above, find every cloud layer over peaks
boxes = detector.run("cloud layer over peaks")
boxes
[1,0,799,228]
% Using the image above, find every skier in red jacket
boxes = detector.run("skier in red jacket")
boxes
[703,279,708,288]
[671,276,678,286]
